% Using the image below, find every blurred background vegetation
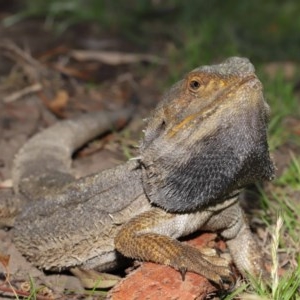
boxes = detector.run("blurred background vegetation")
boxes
[3,0,300,66]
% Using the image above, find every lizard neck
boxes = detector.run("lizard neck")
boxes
[139,115,274,213]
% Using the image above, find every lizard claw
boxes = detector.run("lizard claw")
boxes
[218,271,236,290]
[179,266,187,281]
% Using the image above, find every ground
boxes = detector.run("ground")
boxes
[0,1,300,299]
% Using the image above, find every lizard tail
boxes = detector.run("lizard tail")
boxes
[12,108,133,198]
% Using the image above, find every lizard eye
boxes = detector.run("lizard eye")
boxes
[189,79,201,91]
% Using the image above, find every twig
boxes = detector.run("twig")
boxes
[70,50,167,65]
[0,40,54,87]
[0,40,42,70]
[3,83,42,103]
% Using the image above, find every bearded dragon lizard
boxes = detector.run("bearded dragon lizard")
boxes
[1,57,274,284]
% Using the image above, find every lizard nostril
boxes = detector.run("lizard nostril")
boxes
[250,80,262,90]
[245,77,262,91]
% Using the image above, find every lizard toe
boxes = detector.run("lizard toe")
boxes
[200,252,230,267]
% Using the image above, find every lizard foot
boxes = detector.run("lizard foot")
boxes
[170,242,232,284]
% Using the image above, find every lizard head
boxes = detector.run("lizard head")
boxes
[139,57,275,212]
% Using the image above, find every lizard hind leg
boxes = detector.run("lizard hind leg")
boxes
[114,208,232,284]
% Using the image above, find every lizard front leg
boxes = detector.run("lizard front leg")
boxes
[115,208,231,284]
[203,201,266,279]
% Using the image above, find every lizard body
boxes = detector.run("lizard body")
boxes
[1,57,274,284]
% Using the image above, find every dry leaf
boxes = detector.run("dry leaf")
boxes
[0,253,10,269]
[47,90,69,114]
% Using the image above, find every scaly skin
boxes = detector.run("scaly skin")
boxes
[0,57,274,284]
